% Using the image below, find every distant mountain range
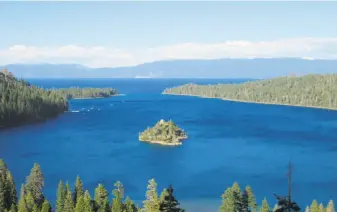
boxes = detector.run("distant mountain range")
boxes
[2,58,337,79]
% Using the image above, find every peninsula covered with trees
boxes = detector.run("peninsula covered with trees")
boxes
[0,159,335,212]
[163,74,337,110]
[51,87,118,100]
[139,120,188,146]
[0,69,118,128]
[0,70,68,128]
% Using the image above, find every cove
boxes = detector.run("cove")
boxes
[0,78,336,211]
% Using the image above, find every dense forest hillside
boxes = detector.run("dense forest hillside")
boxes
[0,70,68,128]
[0,69,119,128]
[0,159,335,212]
[51,87,118,99]
[163,74,337,110]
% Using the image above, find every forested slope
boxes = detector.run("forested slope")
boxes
[0,71,68,128]
[51,87,118,99]
[163,74,337,110]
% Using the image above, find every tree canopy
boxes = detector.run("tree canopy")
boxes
[0,70,118,128]
[163,74,337,110]
[0,158,335,212]
[50,87,118,100]
[0,70,68,128]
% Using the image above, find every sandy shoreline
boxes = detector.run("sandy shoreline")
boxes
[163,93,337,111]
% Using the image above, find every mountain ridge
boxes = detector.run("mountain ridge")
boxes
[2,58,337,79]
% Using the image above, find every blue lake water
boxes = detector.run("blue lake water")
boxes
[0,78,337,211]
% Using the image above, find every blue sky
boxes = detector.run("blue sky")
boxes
[0,1,336,67]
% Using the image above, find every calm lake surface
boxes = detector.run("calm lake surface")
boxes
[1,79,336,211]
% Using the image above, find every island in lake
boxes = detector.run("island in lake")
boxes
[163,74,337,110]
[139,119,188,146]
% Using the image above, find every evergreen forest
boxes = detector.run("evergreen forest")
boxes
[0,70,118,128]
[51,87,118,100]
[0,159,335,212]
[0,71,68,128]
[163,74,337,110]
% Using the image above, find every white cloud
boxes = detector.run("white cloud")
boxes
[0,37,336,68]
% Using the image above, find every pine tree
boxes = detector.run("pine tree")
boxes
[260,198,270,212]
[6,172,17,211]
[100,199,110,212]
[25,192,35,211]
[305,206,310,212]
[311,200,320,212]
[143,178,160,212]
[232,182,242,211]
[327,200,335,212]
[125,196,137,212]
[319,203,325,212]
[0,159,17,211]
[0,176,6,212]
[74,176,84,205]
[159,189,168,204]
[32,204,39,212]
[159,185,184,212]
[219,187,235,212]
[94,184,109,212]
[25,163,44,207]
[64,183,74,212]
[75,196,85,212]
[65,182,71,196]
[41,200,51,212]
[18,185,28,212]
[245,186,257,212]
[56,180,65,212]
[9,204,17,212]
[83,190,93,212]
[111,181,124,212]
[241,190,250,212]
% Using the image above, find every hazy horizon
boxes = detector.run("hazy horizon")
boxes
[1,1,337,69]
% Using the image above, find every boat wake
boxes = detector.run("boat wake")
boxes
[66,110,80,113]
